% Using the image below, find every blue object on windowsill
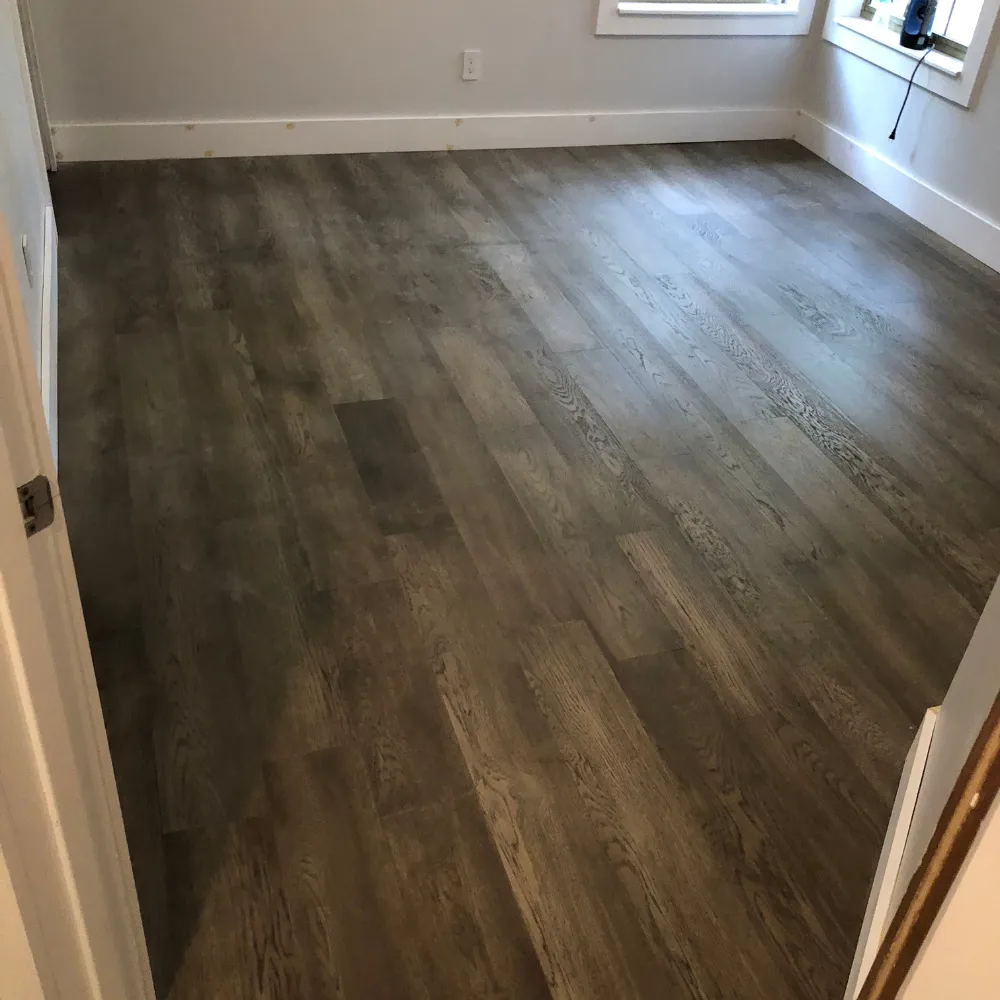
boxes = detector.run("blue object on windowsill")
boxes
[900,0,937,48]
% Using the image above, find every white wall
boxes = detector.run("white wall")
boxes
[801,9,1000,228]
[1,0,50,356]
[29,0,805,124]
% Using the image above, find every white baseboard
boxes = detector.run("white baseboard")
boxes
[844,707,938,1000]
[51,107,796,163]
[793,110,1000,273]
[39,204,57,467]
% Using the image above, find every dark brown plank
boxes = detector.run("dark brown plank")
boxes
[518,621,798,1000]
[164,818,305,1000]
[332,579,473,816]
[404,385,580,629]
[388,527,659,1000]
[335,397,454,535]
[380,793,552,999]
[611,647,867,994]
[264,747,417,1000]
[491,332,662,535]
[489,423,680,659]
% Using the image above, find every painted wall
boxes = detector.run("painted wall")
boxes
[29,0,806,124]
[0,0,50,356]
[801,8,1000,226]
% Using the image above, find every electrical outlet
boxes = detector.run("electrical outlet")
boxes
[462,49,482,81]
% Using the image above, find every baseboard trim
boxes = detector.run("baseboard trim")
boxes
[844,707,938,1000]
[793,110,1000,273]
[39,204,57,466]
[51,107,796,163]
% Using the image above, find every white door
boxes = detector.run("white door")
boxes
[0,0,56,454]
[0,214,154,1000]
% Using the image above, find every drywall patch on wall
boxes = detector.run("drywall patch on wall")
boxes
[51,107,797,162]
[793,109,1000,272]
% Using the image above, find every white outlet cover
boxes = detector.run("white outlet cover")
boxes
[462,49,482,81]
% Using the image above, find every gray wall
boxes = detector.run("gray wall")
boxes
[29,0,805,123]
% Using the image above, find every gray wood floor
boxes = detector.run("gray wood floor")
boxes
[54,140,999,1000]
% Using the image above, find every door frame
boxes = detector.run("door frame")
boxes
[11,0,55,171]
[0,213,154,1000]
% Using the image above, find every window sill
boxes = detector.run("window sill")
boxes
[595,0,818,34]
[617,1,797,15]
[835,16,964,76]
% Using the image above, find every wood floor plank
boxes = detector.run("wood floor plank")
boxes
[407,150,521,245]
[289,263,386,403]
[388,527,657,1000]
[617,528,769,716]
[365,151,478,249]
[429,327,537,429]
[214,515,350,762]
[518,621,798,1000]
[386,525,560,766]
[491,333,661,535]
[404,387,580,628]
[164,818,305,1000]
[97,642,168,994]
[380,793,552,1000]
[335,397,454,535]
[611,647,869,991]
[133,511,267,833]
[332,579,473,816]
[489,423,679,659]
[264,747,417,1000]
[451,148,573,245]
[477,242,601,353]
[674,208,1000,524]
[562,344,833,568]
[557,351,917,803]
[267,428,394,596]
[57,250,143,668]
[791,555,960,717]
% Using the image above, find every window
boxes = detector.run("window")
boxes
[822,0,998,106]
[595,0,819,36]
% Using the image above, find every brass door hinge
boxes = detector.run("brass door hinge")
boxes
[18,475,54,537]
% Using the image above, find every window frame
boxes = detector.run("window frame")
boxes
[822,0,1000,106]
[595,0,820,36]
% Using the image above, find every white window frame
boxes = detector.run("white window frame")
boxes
[595,0,819,36]
[822,0,1000,106]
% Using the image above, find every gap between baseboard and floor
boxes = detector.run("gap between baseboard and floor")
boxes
[793,109,1000,273]
[50,105,1000,274]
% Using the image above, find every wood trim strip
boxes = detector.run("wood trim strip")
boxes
[858,693,1000,999]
